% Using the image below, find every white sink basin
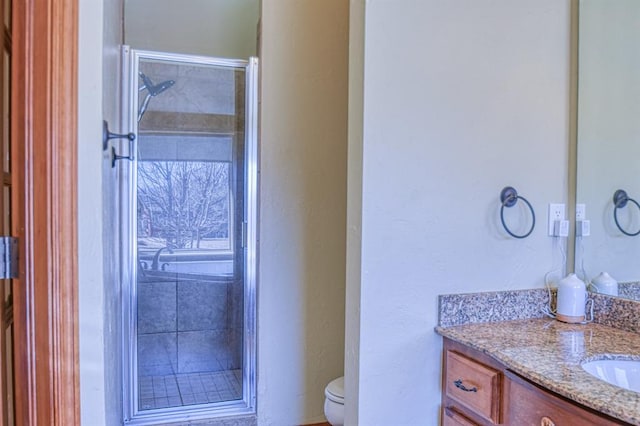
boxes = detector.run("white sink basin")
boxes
[582,359,640,392]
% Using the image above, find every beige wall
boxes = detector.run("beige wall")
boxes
[81,1,349,425]
[348,1,572,424]
[259,1,349,424]
[80,1,575,425]
[345,0,364,424]
[125,0,259,59]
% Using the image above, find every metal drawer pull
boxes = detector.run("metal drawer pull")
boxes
[453,379,477,393]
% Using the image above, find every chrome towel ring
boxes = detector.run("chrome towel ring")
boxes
[500,186,535,239]
[613,189,640,236]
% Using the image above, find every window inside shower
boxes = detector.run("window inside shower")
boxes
[119,48,257,424]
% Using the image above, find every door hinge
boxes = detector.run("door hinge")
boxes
[0,237,18,279]
[241,222,248,248]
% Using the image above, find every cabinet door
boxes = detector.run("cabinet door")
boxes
[505,371,627,426]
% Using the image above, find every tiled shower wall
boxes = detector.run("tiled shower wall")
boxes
[137,279,243,376]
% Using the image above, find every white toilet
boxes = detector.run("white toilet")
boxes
[324,376,344,426]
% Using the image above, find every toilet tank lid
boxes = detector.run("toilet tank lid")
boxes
[325,376,344,402]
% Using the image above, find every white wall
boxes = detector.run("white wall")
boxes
[124,0,259,59]
[259,1,349,424]
[576,0,640,282]
[78,0,108,424]
[79,0,124,424]
[102,0,124,423]
[347,1,572,424]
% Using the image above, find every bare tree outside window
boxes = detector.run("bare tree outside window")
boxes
[137,161,231,250]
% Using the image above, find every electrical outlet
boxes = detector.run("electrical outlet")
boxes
[548,203,566,236]
[576,204,586,221]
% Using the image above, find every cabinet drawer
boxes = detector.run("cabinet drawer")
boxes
[445,350,501,424]
[505,371,626,425]
[442,407,479,426]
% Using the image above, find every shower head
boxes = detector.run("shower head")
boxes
[137,72,176,122]
[139,72,175,97]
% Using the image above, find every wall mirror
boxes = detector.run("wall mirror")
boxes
[575,0,640,300]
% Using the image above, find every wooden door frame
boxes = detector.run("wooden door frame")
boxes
[12,0,79,424]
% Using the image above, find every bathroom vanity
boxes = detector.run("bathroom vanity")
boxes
[437,319,640,425]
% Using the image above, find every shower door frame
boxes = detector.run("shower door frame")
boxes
[119,47,258,424]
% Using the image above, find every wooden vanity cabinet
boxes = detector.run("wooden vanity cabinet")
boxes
[441,338,630,426]
[442,339,505,426]
[505,370,626,426]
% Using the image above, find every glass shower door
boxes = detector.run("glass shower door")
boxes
[119,48,257,424]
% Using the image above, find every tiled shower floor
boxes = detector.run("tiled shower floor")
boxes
[139,369,242,410]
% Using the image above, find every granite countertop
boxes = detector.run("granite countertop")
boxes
[436,319,640,425]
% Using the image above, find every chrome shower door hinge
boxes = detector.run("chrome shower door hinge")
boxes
[241,221,248,248]
[0,237,18,279]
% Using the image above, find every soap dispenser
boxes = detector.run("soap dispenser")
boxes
[556,273,588,324]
